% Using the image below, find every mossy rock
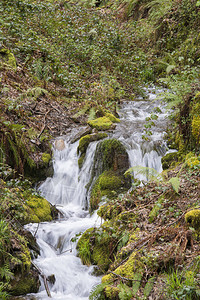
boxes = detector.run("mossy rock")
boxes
[25,196,52,223]
[161,152,179,170]
[105,113,120,123]
[9,269,40,296]
[90,171,128,212]
[0,48,17,70]
[102,252,143,283]
[97,202,122,220]
[77,227,112,272]
[78,132,108,155]
[88,114,118,131]
[93,138,130,175]
[185,210,200,233]
[185,152,200,169]
[89,139,131,211]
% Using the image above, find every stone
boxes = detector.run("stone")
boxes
[55,139,65,151]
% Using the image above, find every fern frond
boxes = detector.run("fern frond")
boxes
[89,283,107,300]
[125,166,164,183]
[168,176,180,194]
[88,107,96,121]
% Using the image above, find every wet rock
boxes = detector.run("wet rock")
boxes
[89,139,131,211]
[55,139,65,151]
[47,274,56,285]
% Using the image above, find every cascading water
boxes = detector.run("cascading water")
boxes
[25,141,102,300]
[25,87,170,300]
[113,87,169,181]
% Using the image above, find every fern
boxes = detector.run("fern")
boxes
[88,107,96,121]
[89,283,107,300]
[73,105,89,118]
[132,272,143,296]
[143,276,155,298]
[168,176,180,194]
[125,166,164,183]
[118,283,133,300]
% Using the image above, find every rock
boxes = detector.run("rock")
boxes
[89,139,131,211]
[88,113,120,131]
[71,125,92,143]
[55,139,65,151]
[0,48,17,70]
[161,151,179,170]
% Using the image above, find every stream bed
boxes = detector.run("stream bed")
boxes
[25,87,170,300]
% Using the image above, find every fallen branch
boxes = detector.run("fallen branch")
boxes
[108,271,141,282]
[32,261,52,298]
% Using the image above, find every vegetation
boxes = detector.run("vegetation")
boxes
[0,0,200,297]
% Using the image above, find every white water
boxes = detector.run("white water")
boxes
[25,141,102,300]
[25,87,170,300]
[113,87,169,181]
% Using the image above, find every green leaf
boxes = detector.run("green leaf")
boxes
[143,276,155,298]
[168,177,180,194]
[132,272,143,296]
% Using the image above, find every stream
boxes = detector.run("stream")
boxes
[25,87,170,300]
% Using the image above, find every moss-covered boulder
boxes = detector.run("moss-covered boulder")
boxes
[9,269,40,296]
[191,93,200,146]
[77,225,115,272]
[90,170,129,211]
[0,48,17,70]
[89,139,131,211]
[185,210,200,234]
[6,231,40,296]
[88,113,120,131]
[25,195,52,223]
[93,138,130,175]
[161,152,179,170]
[77,132,108,168]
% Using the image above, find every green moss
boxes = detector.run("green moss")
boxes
[88,116,113,131]
[77,227,112,272]
[26,196,52,223]
[102,252,143,283]
[191,94,200,145]
[99,171,123,190]
[9,272,40,296]
[0,48,17,70]
[78,132,108,156]
[105,113,120,123]
[78,135,91,154]
[185,152,200,169]
[78,153,86,168]
[185,210,200,233]
[161,152,179,170]
[90,171,125,212]
[104,286,120,298]
[41,153,51,164]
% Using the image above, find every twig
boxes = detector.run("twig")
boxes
[38,109,51,138]
[34,222,40,238]
[108,271,141,282]
[32,262,52,298]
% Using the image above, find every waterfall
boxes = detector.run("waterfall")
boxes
[25,87,170,300]
[25,141,101,300]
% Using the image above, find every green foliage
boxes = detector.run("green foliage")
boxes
[118,283,133,300]
[143,276,155,298]
[0,283,9,300]
[168,177,180,194]
[166,269,200,300]
[89,283,107,300]
[125,166,164,183]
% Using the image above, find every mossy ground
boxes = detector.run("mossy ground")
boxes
[83,162,200,299]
